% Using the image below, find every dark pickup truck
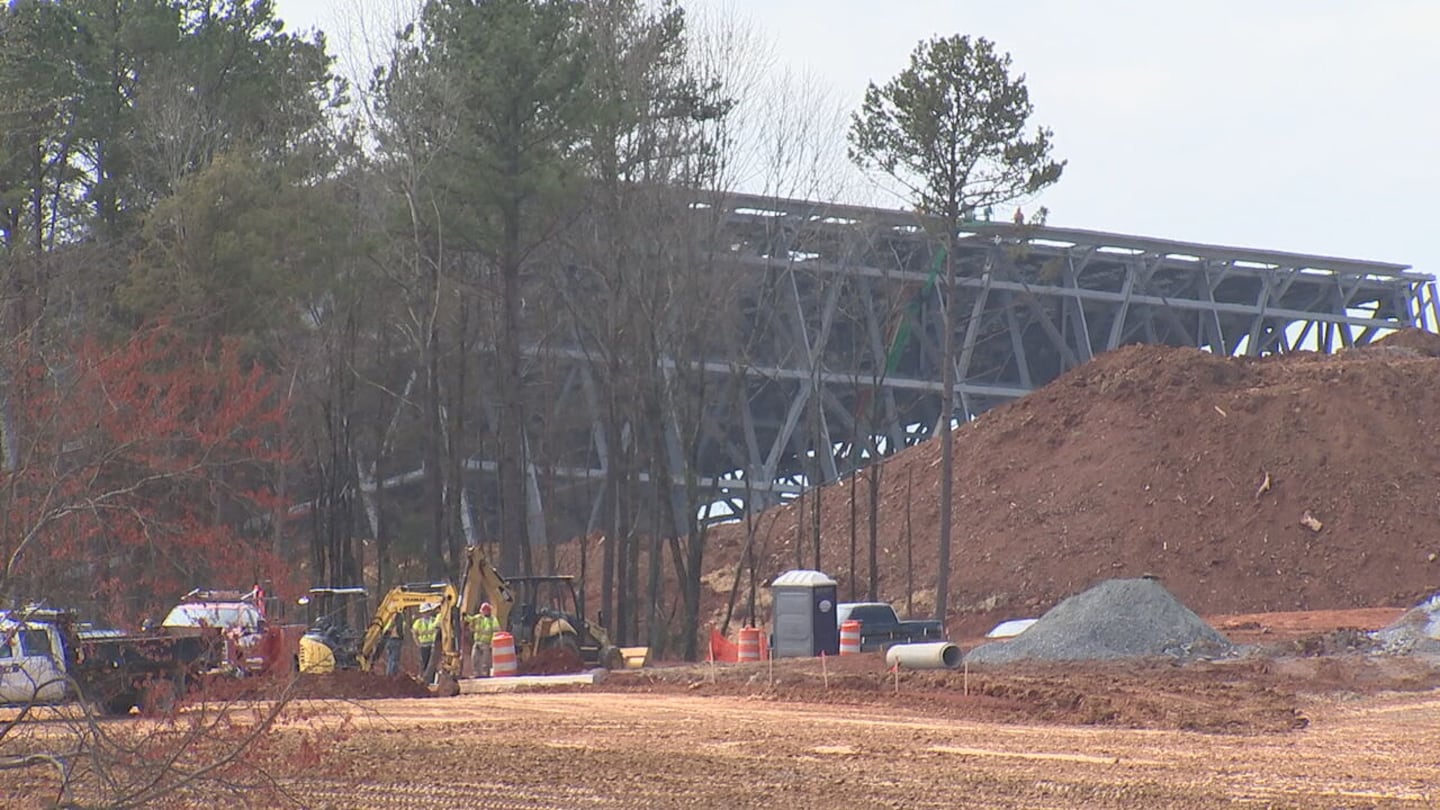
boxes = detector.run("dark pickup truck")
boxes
[835,602,945,652]
[2,608,220,716]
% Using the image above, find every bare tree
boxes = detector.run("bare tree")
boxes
[1,674,322,808]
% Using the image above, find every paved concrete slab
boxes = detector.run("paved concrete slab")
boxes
[458,670,607,694]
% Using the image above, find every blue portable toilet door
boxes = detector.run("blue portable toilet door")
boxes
[812,585,839,656]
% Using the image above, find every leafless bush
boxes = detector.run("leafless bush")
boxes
[0,675,358,809]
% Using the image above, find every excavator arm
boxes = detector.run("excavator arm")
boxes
[460,545,515,631]
[358,583,462,681]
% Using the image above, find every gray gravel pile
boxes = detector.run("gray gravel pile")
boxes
[965,577,1233,665]
[1375,592,1440,655]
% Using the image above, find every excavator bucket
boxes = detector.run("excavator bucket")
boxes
[432,672,460,697]
[619,646,650,669]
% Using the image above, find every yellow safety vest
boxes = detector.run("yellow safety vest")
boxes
[412,615,438,645]
[466,613,500,644]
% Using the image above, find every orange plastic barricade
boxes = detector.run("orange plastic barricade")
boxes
[708,628,738,662]
[708,626,770,662]
[737,627,763,662]
[491,631,517,677]
[839,620,862,655]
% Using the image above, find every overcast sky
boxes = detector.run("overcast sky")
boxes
[275,0,1440,282]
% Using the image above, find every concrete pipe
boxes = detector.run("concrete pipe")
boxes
[885,641,962,670]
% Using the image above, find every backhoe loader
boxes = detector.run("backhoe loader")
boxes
[459,546,645,672]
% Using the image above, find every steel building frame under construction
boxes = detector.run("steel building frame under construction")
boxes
[392,192,1440,541]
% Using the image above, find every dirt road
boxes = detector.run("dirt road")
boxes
[280,686,1440,809]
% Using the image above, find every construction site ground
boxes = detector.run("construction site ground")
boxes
[288,683,1437,809]
[288,335,1439,808]
[13,340,1440,808]
[8,608,1440,809]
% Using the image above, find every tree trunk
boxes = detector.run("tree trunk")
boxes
[794,484,805,570]
[424,311,446,580]
[496,217,532,578]
[445,300,471,573]
[374,454,391,595]
[810,388,823,571]
[867,457,881,601]
[848,468,857,601]
[934,236,956,624]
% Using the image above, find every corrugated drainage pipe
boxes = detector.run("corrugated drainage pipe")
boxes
[885,642,962,670]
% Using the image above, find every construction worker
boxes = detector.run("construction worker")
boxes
[466,601,500,677]
[412,602,439,680]
[382,611,404,676]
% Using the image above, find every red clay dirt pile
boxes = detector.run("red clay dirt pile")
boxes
[703,330,1440,638]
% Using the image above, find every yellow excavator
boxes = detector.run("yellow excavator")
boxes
[354,581,464,694]
[458,545,646,672]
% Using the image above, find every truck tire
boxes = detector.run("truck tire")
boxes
[546,633,581,659]
[529,633,584,674]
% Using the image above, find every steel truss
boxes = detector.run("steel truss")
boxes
[389,192,1437,543]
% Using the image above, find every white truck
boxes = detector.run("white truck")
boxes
[1,608,218,716]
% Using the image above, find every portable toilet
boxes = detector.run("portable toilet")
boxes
[770,569,840,658]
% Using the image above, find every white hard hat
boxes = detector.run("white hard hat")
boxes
[418,601,439,613]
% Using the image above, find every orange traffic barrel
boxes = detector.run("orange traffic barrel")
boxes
[492,631,517,677]
[738,627,763,662]
[839,620,862,655]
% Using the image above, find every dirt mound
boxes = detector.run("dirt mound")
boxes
[190,671,433,704]
[1365,326,1440,357]
[965,577,1231,665]
[519,645,585,675]
[594,652,1440,733]
[701,338,1440,638]
[288,671,434,700]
